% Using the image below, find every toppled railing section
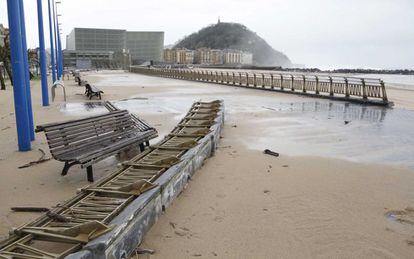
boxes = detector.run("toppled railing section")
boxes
[0,100,224,259]
[131,66,390,106]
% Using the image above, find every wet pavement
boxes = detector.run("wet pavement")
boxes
[60,73,414,168]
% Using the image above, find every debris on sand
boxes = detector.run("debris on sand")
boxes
[46,211,71,222]
[135,247,155,255]
[169,222,176,229]
[174,230,187,236]
[18,149,51,169]
[262,106,277,111]
[263,149,279,157]
[344,120,351,125]
[119,97,149,101]
[11,207,49,212]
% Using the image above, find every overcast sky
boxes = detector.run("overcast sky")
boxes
[1,0,413,69]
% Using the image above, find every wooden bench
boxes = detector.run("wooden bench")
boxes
[36,110,158,182]
[85,83,104,99]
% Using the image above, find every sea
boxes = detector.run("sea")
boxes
[354,74,414,90]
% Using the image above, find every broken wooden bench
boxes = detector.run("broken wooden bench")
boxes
[35,110,158,182]
[85,83,104,100]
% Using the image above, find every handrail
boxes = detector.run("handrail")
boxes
[130,67,389,105]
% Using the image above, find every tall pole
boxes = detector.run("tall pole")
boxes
[57,23,64,76]
[6,0,31,151]
[37,0,49,106]
[47,0,56,82]
[18,0,35,141]
[58,31,63,77]
[52,0,60,79]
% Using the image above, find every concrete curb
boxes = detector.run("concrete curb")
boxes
[66,104,225,259]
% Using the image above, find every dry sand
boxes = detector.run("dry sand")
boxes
[0,71,413,258]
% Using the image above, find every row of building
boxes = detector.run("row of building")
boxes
[163,48,253,65]
[3,26,254,70]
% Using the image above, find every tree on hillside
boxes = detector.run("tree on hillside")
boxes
[174,22,291,67]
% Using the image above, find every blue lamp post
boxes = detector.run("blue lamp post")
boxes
[54,1,64,79]
[6,0,31,151]
[47,0,56,82]
[56,22,63,78]
[37,0,50,106]
[18,0,35,141]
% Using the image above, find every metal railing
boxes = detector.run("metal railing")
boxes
[130,67,389,105]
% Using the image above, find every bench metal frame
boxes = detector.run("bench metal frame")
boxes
[84,84,103,100]
[36,110,157,182]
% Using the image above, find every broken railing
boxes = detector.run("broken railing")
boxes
[0,100,224,259]
[130,67,389,105]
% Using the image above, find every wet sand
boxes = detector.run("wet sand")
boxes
[141,149,414,258]
[0,71,413,258]
[387,86,414,110]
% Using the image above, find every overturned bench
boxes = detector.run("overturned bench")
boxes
[36,110,158,182]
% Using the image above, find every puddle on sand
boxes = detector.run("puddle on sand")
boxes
[240,101,414,168]
[60,102,107,115]
[60,98,414,168]
[60,98,190,117]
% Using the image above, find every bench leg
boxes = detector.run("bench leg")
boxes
[86,166,94,182]
[145,141,150,147]
[62,162,70,176]
[62,161,77,176]
[139,143,145,152]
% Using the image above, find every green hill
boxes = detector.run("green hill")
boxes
[174,22,291,67]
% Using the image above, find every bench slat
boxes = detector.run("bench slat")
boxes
[46,119,135,147]
[59,130,156,163]
[37,110,128,132]
[44,112,130,135]
[44,112,130,133]
[50,127,143,157]
[76,131,155,162]
[79,133,157,167]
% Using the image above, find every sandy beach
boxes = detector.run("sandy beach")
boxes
[0,71,413,258]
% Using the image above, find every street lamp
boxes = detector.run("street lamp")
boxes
[55,1,64,78]
[47,0,57,82]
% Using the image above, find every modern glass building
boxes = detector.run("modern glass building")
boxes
[65,28,164,68]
